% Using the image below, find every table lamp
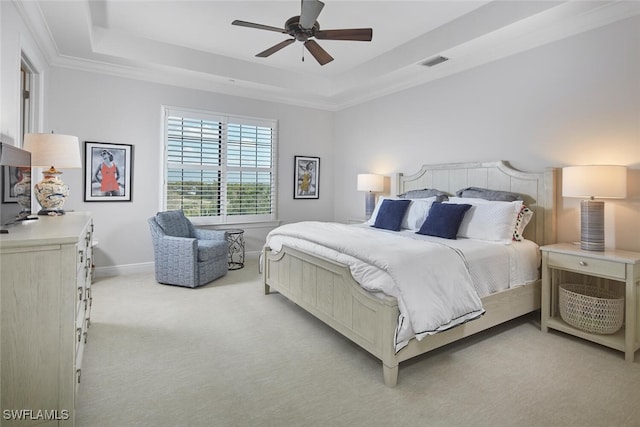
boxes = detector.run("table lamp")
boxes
[562,165,627,251]
[23,133,82,215]
[357,173,384,219]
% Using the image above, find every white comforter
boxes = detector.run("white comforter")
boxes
[266,221,487,351]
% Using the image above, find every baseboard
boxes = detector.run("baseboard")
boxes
[94,262,155,278]
[94,251,261,278]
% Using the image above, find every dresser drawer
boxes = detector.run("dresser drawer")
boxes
[547,252,626,280]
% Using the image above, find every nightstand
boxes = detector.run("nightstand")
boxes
[541,243,640,362]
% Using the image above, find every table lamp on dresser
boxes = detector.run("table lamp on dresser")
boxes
[23,132,81,215]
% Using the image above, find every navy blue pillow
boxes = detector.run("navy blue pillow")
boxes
[416,203,472,239]
[372,199,411,231]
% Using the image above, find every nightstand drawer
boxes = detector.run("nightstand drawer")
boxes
[548,252,626,280]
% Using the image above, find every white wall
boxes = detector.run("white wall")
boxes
[45,69,334,273]
[334,16,640,252]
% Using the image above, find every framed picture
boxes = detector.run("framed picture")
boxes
[293,155,319,199]
[2,166,20,203]
[84,141,133,202]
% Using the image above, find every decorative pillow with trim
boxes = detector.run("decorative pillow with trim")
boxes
[513,205,534,241]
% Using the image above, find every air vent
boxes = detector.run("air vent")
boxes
[421,56,449,67]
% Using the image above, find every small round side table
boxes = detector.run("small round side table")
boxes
[226,229,245,270]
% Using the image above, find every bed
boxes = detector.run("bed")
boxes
[263,161,558,387]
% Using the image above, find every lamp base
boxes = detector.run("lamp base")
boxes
[365,192,376,220]
[37,209,66,216]
[33,167,69,215]
[580,199,604,251]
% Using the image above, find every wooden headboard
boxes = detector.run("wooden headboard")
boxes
[396,161,558,246]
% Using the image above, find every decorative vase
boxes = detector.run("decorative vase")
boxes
[13,167,32,216]
[33,167,69,214]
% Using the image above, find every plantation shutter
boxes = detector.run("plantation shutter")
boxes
[164,108,277,223]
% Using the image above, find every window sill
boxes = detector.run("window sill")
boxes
[193,220,281,230]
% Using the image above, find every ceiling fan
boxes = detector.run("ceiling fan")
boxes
[231,0,373,66]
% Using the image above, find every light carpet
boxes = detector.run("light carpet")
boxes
[77,255,640,427]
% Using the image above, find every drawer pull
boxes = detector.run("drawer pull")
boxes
[579,261,587,267]
[79,249,84,263]
[77,327,82,343]
[77,369,81,384]
[78,286,83,301]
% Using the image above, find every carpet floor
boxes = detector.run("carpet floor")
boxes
[77,255,640,427]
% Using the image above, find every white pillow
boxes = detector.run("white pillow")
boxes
[366,196,437,230]
[446,197,523,243]
[447,196,493,205]
[402,197,437,230]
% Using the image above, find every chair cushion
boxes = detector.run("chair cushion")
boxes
[198,240,228,262]
[156,211,192,238]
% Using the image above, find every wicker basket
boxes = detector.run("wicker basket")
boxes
[559,283,624,334]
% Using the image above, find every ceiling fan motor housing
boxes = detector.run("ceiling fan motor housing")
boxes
[286,16,319,41]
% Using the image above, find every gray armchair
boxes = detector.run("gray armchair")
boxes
[148,210,228,288]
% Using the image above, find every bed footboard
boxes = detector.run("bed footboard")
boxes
[263,245,401,386]
[263,244,542,387]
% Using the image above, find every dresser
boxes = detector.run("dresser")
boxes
[541,243,640,362]
[1,212,93,426]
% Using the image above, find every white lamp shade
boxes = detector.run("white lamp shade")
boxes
[23,133,82,169]
[357,174,384,192]
[562,165,627,199]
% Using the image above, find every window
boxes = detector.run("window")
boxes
[163,108,277,224]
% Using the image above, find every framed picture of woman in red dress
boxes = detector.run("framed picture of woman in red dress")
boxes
[84,141,133,202]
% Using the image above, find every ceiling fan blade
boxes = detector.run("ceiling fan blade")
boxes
[232,20,287,34]
[256,39,296,58]
[304,40,333,65]
[315,28,373,41]
[300,0,324,29]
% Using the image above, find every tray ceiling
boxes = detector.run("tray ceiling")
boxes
[17,0,640,110]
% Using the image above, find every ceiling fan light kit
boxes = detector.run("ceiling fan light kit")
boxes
[232,0,373,66]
